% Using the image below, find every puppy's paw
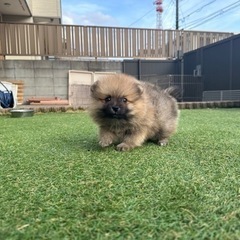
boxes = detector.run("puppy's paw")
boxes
[99,139,113,148]
[116,143,132,151]
[158,139,168,146]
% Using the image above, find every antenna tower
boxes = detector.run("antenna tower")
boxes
[154,0,163,29]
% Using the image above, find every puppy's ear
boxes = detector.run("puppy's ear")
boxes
[90,81,98,93]
[129,83,144,101]
[136,83,144,96]
[90,82,97,92]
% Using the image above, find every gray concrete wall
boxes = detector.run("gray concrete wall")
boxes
[0,60,123,102]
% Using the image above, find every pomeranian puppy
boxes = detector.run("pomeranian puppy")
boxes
[89,73,179,151]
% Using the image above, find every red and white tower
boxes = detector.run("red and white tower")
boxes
[154,0,163,29]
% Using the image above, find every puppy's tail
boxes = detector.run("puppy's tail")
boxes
[164,86,182,100]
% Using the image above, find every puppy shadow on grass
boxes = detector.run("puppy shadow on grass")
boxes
[47,133,97,152]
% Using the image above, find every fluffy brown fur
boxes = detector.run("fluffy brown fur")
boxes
[89,73,179,151]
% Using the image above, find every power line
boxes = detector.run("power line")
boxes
[180,0,216,24]
[189,6,240,29]
[127,0,175,29]
[161,0,172,21]
[162,0,175,28]
[183,0,240,29]
[183,1,209,15]
[128,7,155,27]
[126,0,240,30]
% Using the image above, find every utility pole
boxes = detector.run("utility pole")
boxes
[176,0,183,100]
[176,0,179,30]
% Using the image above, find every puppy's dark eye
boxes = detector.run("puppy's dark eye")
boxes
[122,98,127,103]
[105,96,111,102]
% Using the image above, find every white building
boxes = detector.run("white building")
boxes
[0,0,62,24]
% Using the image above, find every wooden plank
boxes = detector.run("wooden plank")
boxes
[0,23,7,55]
[62,26,67,55]
[132,29,136,57]
[74,26,80,56]
[5,24,10,54]
[20,24,27,55]
[30,100,69,105]
[33,25,39,55]
[176,30,180,54]
[55,25,62,55]
[142,30,146,57]
[162,30,166,57]
[139,29,144,57]
[29,24,35,55]
[66,26,71,56]
[116,28,121,57]
[182,31,186,53]
[44,26,50,55]
[2,24,10,54]
[154,30,159,57]
[92,27,97,56]
[104,28,108,57]
[83,26,88,56]
[124,28,128,57]
[45,26,50,56]
[190,32,193,50]
[203,32,207,46]
[197,32,200,48]
[24,25,29,54]
[28,97,60,102]
[34,25,40,55]
[108,28,113,57]
[147,29,151,57]
[100,27,105,56]
[79,26,83,55]
[9,24,16,54]
[112,28,116,57]
[168,31,173,57]
[38,25,45,55]
[209,33,213,44]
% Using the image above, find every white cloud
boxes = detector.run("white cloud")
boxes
[79,11,118,26]
[62,2,118,26]
[62,15,74,25]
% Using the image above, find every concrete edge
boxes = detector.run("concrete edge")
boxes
[1,101,240,115]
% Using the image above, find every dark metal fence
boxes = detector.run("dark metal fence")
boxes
[123,34,240,102]
[183,34,240,93]
[123,59,203,102]
[203,90,240,101]
[146,75,203,102]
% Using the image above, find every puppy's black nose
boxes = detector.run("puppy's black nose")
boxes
[112,106,120,112]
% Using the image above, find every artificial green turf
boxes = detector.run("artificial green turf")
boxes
[0,109,240,239]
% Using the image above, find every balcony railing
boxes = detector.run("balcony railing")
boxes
[0,22,233,59]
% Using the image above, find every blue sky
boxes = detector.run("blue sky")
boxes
[61,0,240,33]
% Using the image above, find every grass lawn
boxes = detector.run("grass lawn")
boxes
[0,109,240,239]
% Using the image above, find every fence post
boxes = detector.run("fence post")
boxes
[138,59,142,80]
